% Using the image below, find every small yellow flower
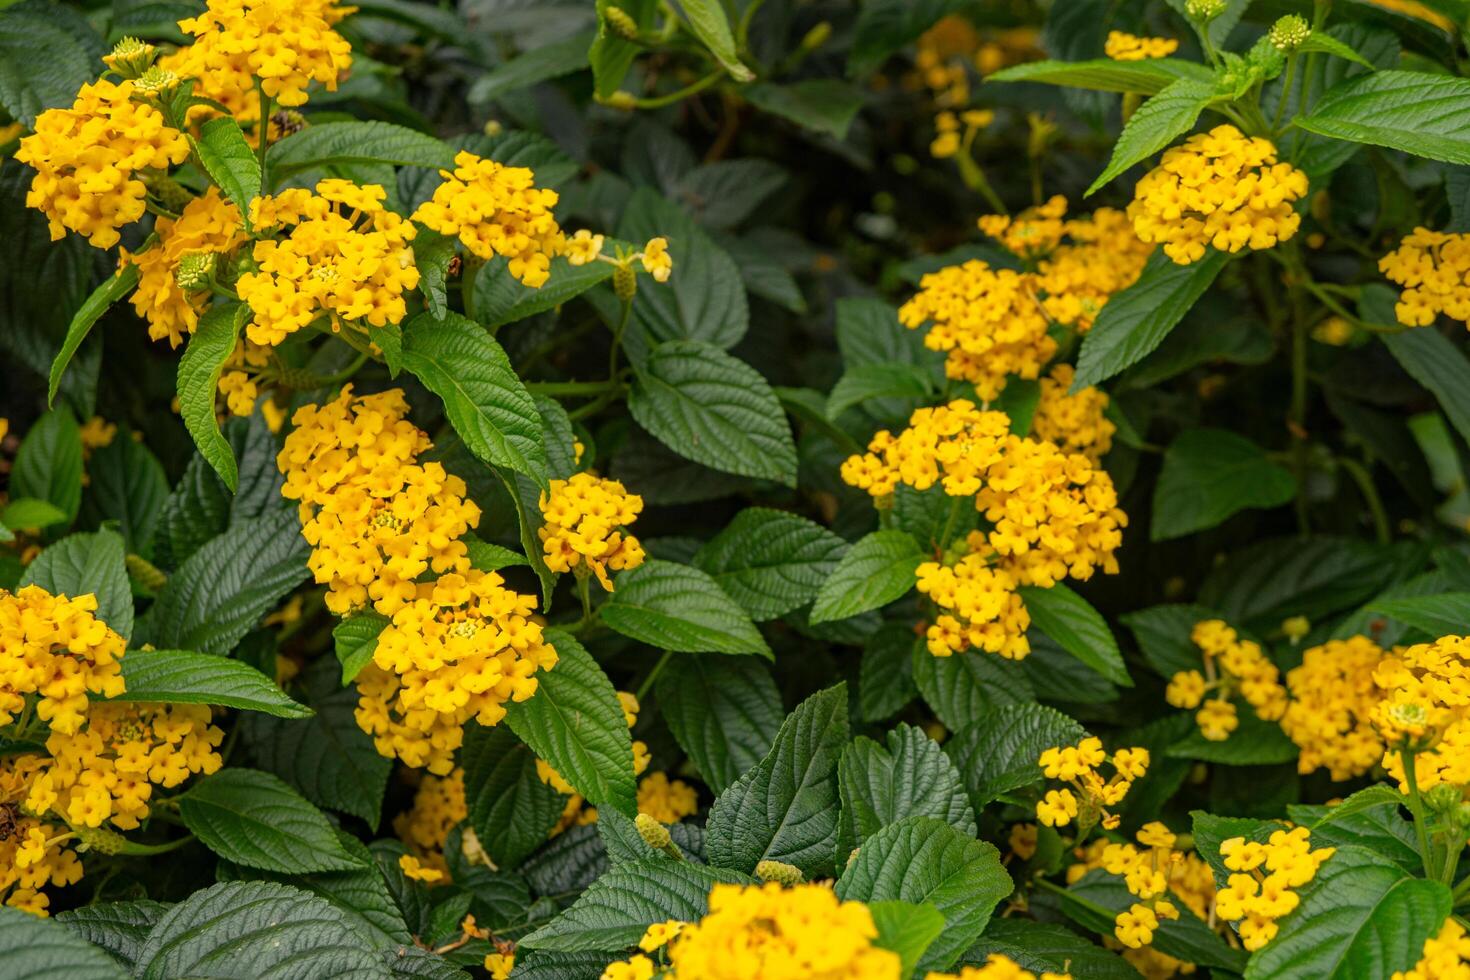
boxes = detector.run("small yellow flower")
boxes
[640,237,673,283]
[399,854,444,882]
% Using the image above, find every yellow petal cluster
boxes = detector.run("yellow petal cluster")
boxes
[276,386,431,511]
[1378,229,1470,328]
[1373,634,1470,792]
[15,78,189,248]
[411,151,565,287]
[27,703,223,830]
[1104,31,1179,60]
[1393,918,1470,980]
[1098,823,1190,949]
[916,547,1029,658]
[1167,620,1286,741]
[925,955,1071,980]
[175,0,353,109]
[238,181,420,346]
[0,756,83,916]
[1030,364,1115,463]
[978,196,1069,259]
[1128,125,1308,265]
[394,766,468,879]
[125,188,245,347]
[218,340,274,417]
[0,585,126,735]
[1280,636,1385,780]
[538,473,645,590]
[1027,207,1153,332]
[636,771,699,824]
[1035,736,1147,830]
[358,570,557,774]
[1216,827,1334,950]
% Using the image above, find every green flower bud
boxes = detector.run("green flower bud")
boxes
[755,860,804,885]
[1186,0,1228,20]
[1269,15,1310,51]
[635,813,671,850]
[800,22,832,51]
[125,553,168,594]
[604,6,639,40]
[131,66,180,98]
[73,825,128,855]
[104,36,158,79]
[174,252,218,291]
[613,262,638,302]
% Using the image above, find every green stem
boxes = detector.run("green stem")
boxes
[315,351,371,387]
[1337,456,1391,545]
[609,297,633,382]
[1272,52,1301,133]
[937,495,965,552]
[254,81,272,191]
[117,834,197,856]
[955,150,1007,215]
[1453,870,1470,903]
[636,650,674,704]
[1033,877,1113,918]
[735,0,767,49]
[528,379,624,397]
[1403,748,1440,879]
[629,71,723,110]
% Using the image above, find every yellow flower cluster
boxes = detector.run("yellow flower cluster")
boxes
[16,78,190,247]
[1280,636,1385,780]
[601,882,901,980]
[0,756,83,916]
[217,340,274,417]
[1128,126,1308,265]
[358,570,557,774]
[1099,823,1190,949]
[394,767,468,879]
[538,473,646,590]
[125,187,245,347]
[238,181,420,347]
[1028,207,1153,333]
[1030,364,1115,462]
[411,151,565,288]
[398,854,443,882]
[930,109,994,160]
[978,195,1069,259]
[1104,31,1179,60]
[1166,620,1286,741]
[1373,634,1470,793]
[1216,828,1334,950]
[28,703,223,830]
[1378,229,1470,328]
[926,956,1070,980]
[637,771,699,824]
[175,0,352,109]
[0,586,126,735]
[915,547,1030,659]
[1035,736,1148,831]
[1393,919,1470,980]
[276,386,430,509]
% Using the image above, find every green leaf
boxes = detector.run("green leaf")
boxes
[147,508,308,654]
[676,0,752,80]
[1383,326,1470,448]
[79,435,168,557]
[21,528,132,640]
[177,302,246,490]
[505,630,636,816]
[628,340,797,486]
[860,622,919,723]
[1152,428,1297,539]
[1168,708,1301,764]
[1306,785,1407,829]
[1064,870,1246,972]
[869,900,946,979]
[1,497,67,532]
[1300,32,1376,68]
[827,363,935,420]
[194,117,260,224]
[178,768,370,874]
[134,881,390,979]
[912,647,1033,733]
[692,508,848,621]
[589,0,654,99]
[118,648,310,718]
[519,860,753,953]
[0,6,100,127]
[267,121,454,180]
[1290,801,1421,875]
[56,901,169,973]
[0,905,129,980]
[1019,584,1131,685]
[1244,846,1450,979]
[989,58,1212,94]
[1086,79,1216,194]
[705,684,850,877]
[835,816,1012,973]
[655,654,783,794]
[743,80,865,140]
[673,161,787,231]
[401,312,547,484]
[969,919,1142,980]
[1121,603,1221,677]
[1073,249,1230,389]
[411,230,455,321]
[48,265,138,407]
[838,724,976,859]
[334,612,388,684]
[1295,70,1470,164]
[809,530,922,624]
[1370,591,1470,637]
[601,559,771,656]
[944,702,1085,809]
[467,30,597,103]
[463,722,565,869]
[846,0,967,76]
[12,406,83,525]
[475,254,617,329]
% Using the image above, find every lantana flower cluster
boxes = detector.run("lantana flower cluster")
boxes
[1280,635,1385,780]
[538,473,646,590]
[1098,822,1191,950]
[1128,125,1308,265]
[1104,31,1179,60]
[1216,828,1335,950]
[1378,228,1470,328]
[1394,918,1470,980]
[395,767,471,879]
[0,756,83,916]
[1030,364,1116,463]
[0,586,127,735]
[1165,620,1286,741]
[125,188,245,347]
[1035,736,1148,831]
[1373,634,1470,794]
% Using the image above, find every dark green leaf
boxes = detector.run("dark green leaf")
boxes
[1087,79,1217,194]
[945,702,1085,808]
[177,303,246,490]
[1383,326,1470,448]
[79,435,168,557]
[48,266,138,406]
[692,508,847,621]
[21,528,132,639]
[12,406,83,525]
[467,30,596,103]
[655,654,782,794]
[463,723,565,869]
[1296,70,1470,164]
[334,612,388,684]
[194,117,260,222]
[1019,584,1131,685]
[838,724,976,859]
[743,80,865,139]
[809,530,921,624]
[0,905,128,980]
[912,647,1034,732]
[601,559,770,656]
[118,648,310,718]
[1152,428,1297,539]
[869,900,946,978]
[268,121,454,180]
[56,901,169,973]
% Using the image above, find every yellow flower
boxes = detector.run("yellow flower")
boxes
[1030,364,1115,462]
[0,585,127,735]
[563,229,605,266]
[1008,823,1037,860]
[1166,670,1206,709]
[639,919,685,951]
[394,767,467,880]
[484,952,515,979]
[1379,229,1470,328]
[1216,828,1333,950]
[1,755,86,915]
[601,956,656,980]
[125,187,244,347]
[1196,699,1239,741]
[640,237,673,283]
[1035,737,1145,830]
[398,854,444,883]
[175,0,352,110]
[1393,918,1470,980]
[538,473,645,590]
[1104,31,1179,60]
[1280,636,1384,780]
[926,953,1072,979]
[637,772,698,824]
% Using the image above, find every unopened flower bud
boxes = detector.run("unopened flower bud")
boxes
[604,5,639,40]
[73,825,128,855]
[600,91,638,111]
[755,860,803,885]
[613,263,638,302]
[270,109,308,138]
[174,252,218,291]
[125,553,168,593]
[635,813,671,849]
[1269,15,1310,51]
[132,66,180,97]
[104,36,158,79]
[1426,783,1462,816]
[800,22,832,51]
[1186,0,1227,20]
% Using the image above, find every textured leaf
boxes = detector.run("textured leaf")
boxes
[12,406,83,525]
[135,881,390,979]
[967,919,1142,980]
[268,121,454,179]
[0,905,128,980]
[601,559,770,656]
[743,80,865,140]
[467,29,595,102]
[836,816,1012,973]
[869,901,946,978]
[838,724,976,859]
[178,768,369,874]
[79,435,168,558]
[21,528,132,640]
[411,230,455,321]
[692,508,847,620]
[809,530,921,624]
[629,340,796,485]
[476,253,617,329]
[989,58,1212,94]
[1065,870,1245,972]
[506,630,636,816]
[118,648,310,718]
[0,6,99,127]
[705,684,849,877]
[177,302,246,490]
[859,622,920,723]
[673,160,787,230]
[463,723,565,869]
[195,117,260,222]
[677,0,751,80]
[945,702,1085,808]
[519,860,752,952]
[1290,802,1421,875]
[827,363,935,420]
[655,654,783,793]
[48,265,138,406]
[335,612,388,684]
[1153,428,1297,539]
[1087,79,1216,194]
[1383,326,1470,447]
[57,901,169,972]
[1074,250,1230,389]
[1019,584,1131,685]
[1296,70,1470,164]
[402,311,546,483]
[1168,709,1301,765]
[148,508,308,654]
[912,647,1034,732]
[1122,603,1226,677]
[1371,591,1470,637]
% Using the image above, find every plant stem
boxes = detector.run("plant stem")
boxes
[1337,456,1390,545]
[629,71,723,110]
[578,574,592,625]
[937,495,965,552]
[528,379,624,397]
[609,297,633,381]
[1272,52,1300,133]
[955,151,1007,215]
[118,834,197,856]
[636,650,674,703]
[255,81,272,191]
[1402,748,1440,879]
